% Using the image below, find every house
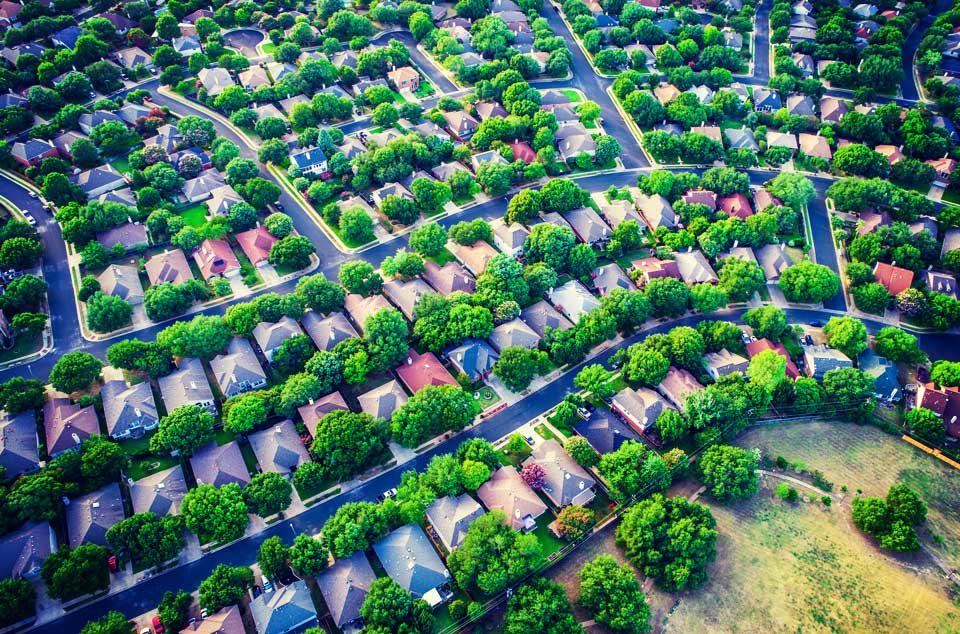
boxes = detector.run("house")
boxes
[523,439,596,507]
[408,120,451,143]
[301,311,359,352]
[179,606,244,634]
[290,147,328,176]
[197,67,235,97]
[548,280,600,323]
[265,61,298,83]
[786,94,816,117]
[611,387,674,433]
[0,410,39,478]
[675,250,718,284]
[145,249,193,286]
[97,223,148,253]
[746,338,800,379]
[206,184,244,217]
[383,277,434,321]
[703,349,749,380]
[297,391,349,437]
[752,88,781,112]
[724,127,759,152]
[477,465,548,537]
[820,97,848,124]
[238,65,271,91]
[53,130,87,160]
[792,52,815,77]
[574,408,640,454]
[358,380,408,421]
[194,239,240,280]
[422,260,475,295]
[755,243,793,282]
[654,84,682,104]
[507,141,536,164]
[489,318,541,352]
[689,85,714,105]
[722,28,743,49]
[0,1,21,27]
[942,229,960,260]
[129,465,188,517]
[159,358,217,416]
[172,35,202,56]
[915,383,960,438]
[316,551,377,631]
[253,316,305,361]
[635,193,677,230]
[857,209,892,236]
[97,264,144,305]
[211,338,267,398]
[253,103,286,122]
[798,133,832,160]
[387,66,420,92]
[396,350,458,394]
[52,25,83,49]
[474,101,508,121]
[875,144,903,165]
[425,494,485,551]
[145,124,183,155]
[766,130,799,151]
[873,261,914,296]
[753,188,783,212]
[926,271,957,298]
[344,293,393,333]
[803,344,852,380]
[520,300,574,337]
[72,165,126,197]
[183,170,227,203]
[859,349,899,401]
[445,339,498,383]
[631,257,681,285]
[718,193,753,220]
[100,186,138,208]
[442,110,480,141]
[488,218,529,258]
[0,522,55,580]
[102,379,158,439]
[374,524,451,605]
[592,263,635,296]
[447,240,499,276]
[67,483,124,548]
[690,125,723,144]
[371,182,414,210]
[190,441,250,487]
[592,191,643,228]
[658,367,704,410]
[0,43,45,66]
[470,150,509,172]
[116,47,154,69]
[431,160,471,182]
[722,245,757,266]
[43,397,99,457]
[235,226,278,267]
[556,123,597,161]
[250,580,317,634]
[926,157,957,188]
[563,207,611,244]
[249,419,310,477]
[78,110,124,136]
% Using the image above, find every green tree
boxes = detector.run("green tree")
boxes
[822,316,868,360]
[310,410,389,481]
[41,544,110,600]
[742,306,789,341]
[645,277,690,318]
[338,261,383,295]
[150,405,214,457]
[767,172,816,211]
[323,502,388,558]
[718,258,766,302]
[243,472,293,517]
[85,292,133,332]
[296,274,345,314]
[873,327,927,364]
[364,307,409,371]
[223,391,271,434]
[257,536,290,581]
[905,407,945,445]
[360,578,434,634]
[105,512,186,568]
[157,590,193,633]
[80,611,129,634]
[408,223,448,257]
[578,554,652,634]
[181,483,249,544]
[503,578,581,634]
[198,564,254,612]
[778,261,840,304]
[447,510,541,594]
[554,504,594,539]
[655,409,689,444]
[0,236,42,269]
[49,351,102,394]
[599,440,670,502]
[391,384,475,447]
[289,533,329,576]
[697,445,758,502]
[822,367,875,422]
[574,364,614,399]
[0,578,35,628]
[747,349,786,396]
[565,436,599,469]
[269,236,315,270]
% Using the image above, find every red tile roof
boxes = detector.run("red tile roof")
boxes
[746,338,800,379]
[718,193,753,220]
[235,226,278,266]
[873,261,914,296]
[395,350,457,394]
[194,239,240,280]
[507,141,536,165]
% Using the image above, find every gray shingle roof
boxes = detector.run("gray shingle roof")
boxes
[250,580,317,634]
[0,522,53,579]
[316,551,376,628]
[476,466,547,531]
[425,494,485,551]
[248,419,310,476]
[190,441,250,488]
[357,380,408,421]
[210,338,267,398]
[523,439,596,507]
[158,358,215,414]
[253,316,305,359]
[129,465,188,516]
[444,339,498,383]
[520,300,574,337]
[373,524,451,597]
[66,482,125,548]
[101,379,158,438]
[0,409,39,478]
[574,408,639,454]
[489,318,541,352]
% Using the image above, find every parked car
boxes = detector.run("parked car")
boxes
[377,488,398,502]
[199,608,208,620]
[152,616,164,634]
[808,320,823,328]
[263,578,273,593]
[22,212,36,226]
[28,192,37,199]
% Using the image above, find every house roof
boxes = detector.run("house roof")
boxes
[198,67,234,96]
[194,239,240,280]
[442,110,479,136]
[447,240,499,276]
[206,184,244,216]
[358,380,408,421]
[674,250,718,284]
[249,419,310,476]
[252,316,305,355]
[43,397,99,456]
[820,97,848,123]
[520,300,575,337]
[548,280,600,323]
[563,206,611,244]
[477,466,548,531]
[489,318,541,352]
[383,277,434,321]
[592,263,635,296]
[873,261,914,296]
[431,161,471,181]
[71,164,125,194]
[0,522,53,579]
[66,482,124,549]
[234,226,278,266]
[395,350,458,394]
[859,349,900,400]
[425,494,485,551]
[158,358,214,413]
[755,243,793,281]
[298,391,349,437]
[98,186,138,207]
[180,606,245,634]
[238,65,271,90]
[183,170,226,201]
[766,130,798,150]
[445,339,499,383]
[786,94,816,116]
[752,88,781,110]
[718,192,753,220]
[129,465,188,516]
[635,193,677,229]
[373,524,450,597]
[523,438,596,507]
[610,387,673,433]
[301,311,359,352]
[210,338,267,397]
[798,133,832,160]
[803,344,852,379]
[97,264,144,304]
[591,191,643,228]
[746,338,800,379]
[574,408,639,454]
[753,187,782,212]
[145,249,193,286]
[926,270,957,298]
[0,409,39,478]
[291,147,328,171]
[632,257,681,282]
[724,127,759,151]
[658,367,704,410]
[703,349,749,376]
[316,551,377,628]
[422,260,476,295]
[190,441,250,488]
[101,379,158,438]
[690,125,723,144]
[344,294,393,333]
[250,580,316,634]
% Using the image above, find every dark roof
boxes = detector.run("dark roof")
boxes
[445,339,498,382]
[373,524,450,597]
[66,482,125,548]
[574,409,640,454]
[0,522,53,579]
[316,551,377,628]
[0,409,39,477]
[129,465,188,516]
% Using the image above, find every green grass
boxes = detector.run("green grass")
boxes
[531,512,565,562]
[426,248,456,266]
[0,332,42,364]
[473,383,500,410]
[496,443,531,468]
[259,42,277,55]
[109,155,132,175]
[294,473,336,500]
[534,423,561,443]
[239,442,260,476]
[127,453,179,481]
[234,249,262,288]
[213,428,235,446]
[560,89,582,103]
[452,182,481,205]
[413,81,435,98]
[941,188,960,206]
[177,203,208,228]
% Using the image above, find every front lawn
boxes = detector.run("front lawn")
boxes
[531,512,566,563]
[177,203,209,228]
[425,248,456,266]
[0,332,42,364]
[472,383,500,410]
[560,89,583,103]
[413,81,435,99]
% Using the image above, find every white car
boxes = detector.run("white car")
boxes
[22,212,36,226]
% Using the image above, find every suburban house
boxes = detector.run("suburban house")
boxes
[703,349,750,380]
[249,420,311,477]
[574,408,640,454]
[316,551,377,632]
[72,165,126,197]
[129,465,188,517]
[159,357,217,416]
[101,379,159,439]
[183,170,227,203]
[190,441,250,488]
[43,397,99,457]
[592,263,635,296]
[250,580,317,634]
[198,67,235,97]
[373,524,451,606]
[563,206,611,244]
[548,280,600,323]
[145,249,193,286]
[358,380,409,421]
[206,184,244,217]
[859,349,900,401]
[253,316,305,362]
[345,294,394,334]
[447,240,499,276]
[66,483,125,548]
[0,522,55,580]
[746,338,801,379]
[610,387,675,434]
[179,606,244,634]
[798,133,832,160]
[802,344,852,380]
[490,218,530,257]
[873,261,914,297]
[755,244,793,282]
[116,46,155,70]
[441,110,480,141]
[634,193,677,230]
[425,494,485,551]
[395,350,458,394]
[235,226,279,267]
[0,410,39,478]
[658,367,704,410]
[489,318,541,352]
[387,66,420,91]
[210,337,267,398]
[96,223,149,253]
[766,130,798,151]
[557,123,597,161]
[718,193,753,220]
[422,260,476,295]
[632,257,682,285]
[915,383,960,438]
[592,191,643,228]
[301,311,359,352]
[383,277,434,322]
[520,300,575,337]
[675,250,719,285]
[290,147,328,176]
[238,65,271,91]
[78,110,124,135]
[523,439,596,507]
[11,139,58,167]
[926,270,957,298]
[477,465,548,532]
[297,391,349,437]
[445,338,498,383]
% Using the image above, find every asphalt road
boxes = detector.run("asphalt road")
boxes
[900,0,954,102]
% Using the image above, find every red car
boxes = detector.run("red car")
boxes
[152,616,164,634]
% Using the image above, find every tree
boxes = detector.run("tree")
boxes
[852,484,926,552]
[476,162,515,196]
[697,445,758,502]
[456,438,500,470]
[747,349,786,396]
[150,405,214,457]
[822,316,868,360]
[391,384,474,447]
[778,261,839,304]
[244,472,292,517]
[873,327,927,364]
[360,578,434,634]
[80,611,129,634]
[257,536,290,581]
[767,172,816,211]
[296,274,345,313]
[0,578,35,628]
[554,504,594,540]
[448,510,540,595]
[323,502,388,558]
[503,578,582,634]
[565,436,599,469]
[223,391,271,434]
[578,555,652,634]
[181,483,249,545]
[0,377,47,413]
[0,236,42,269]
[851,283,892,315]
[616,494,717,591]
[339,261,383,295]
[932,361,960,388]
[269,236,315,270]
[105,340,173,378]
[655,409,689,444]
[85,292,133,332]
[644,277,690,318]
[624,345,669,386]
[409,223,447,257]
[157,590,193,633]
[272,334,316,378]
[41,544,110,600]
[79,435,128,487]
[448,218,493,246]
[364,307,409,371]
[105,512,186,568]
[599,440,670,502]
[310,410,389,481]
[574,364,614,399]
[382,249,425,280]
[689,283,727,313]
[0,274,45,315]
[742,305,789,341]
[12,311,47,337]
[289,533,329,576]
[821,367,875,422]
[49,351,102,394]
[198,565,254,612]
[520,462,546,489]
[718,258,766,302]
[906,407,945,445]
